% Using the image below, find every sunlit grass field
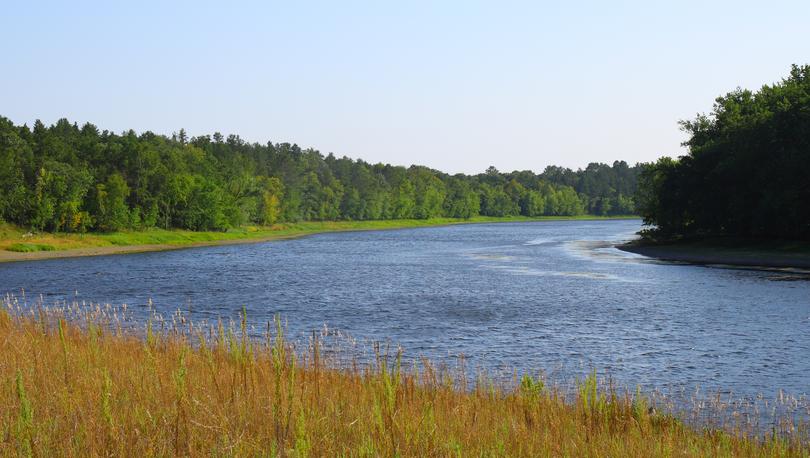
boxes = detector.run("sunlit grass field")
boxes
[0,301,805,457]
[0,216,636,255]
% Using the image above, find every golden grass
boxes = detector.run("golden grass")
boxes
[0,304,806,457]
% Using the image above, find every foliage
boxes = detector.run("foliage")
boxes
[637,65,810,240]
[92,173,130,231]
[0,116,641,232]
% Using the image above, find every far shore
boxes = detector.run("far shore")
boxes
[0,215,638,264]
[0,234,308,264]
[617,238,810,270]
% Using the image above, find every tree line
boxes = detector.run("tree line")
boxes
[0,116,640,232]
[637,64,810,241]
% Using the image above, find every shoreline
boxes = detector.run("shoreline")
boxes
[0,216,638,264]
[617,239,810,271]
[0,234,309,264]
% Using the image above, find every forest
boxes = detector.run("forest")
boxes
[0,116,639,232]
[637,64,810,241]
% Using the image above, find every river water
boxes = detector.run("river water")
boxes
[2,219,809,403]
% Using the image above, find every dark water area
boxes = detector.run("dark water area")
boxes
[2,219,809,403]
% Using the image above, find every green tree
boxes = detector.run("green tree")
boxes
[521,190,545,217]
[0,122,31,224]
[258,177,284,225]
[0,114,645,233]
[444,179,479,219]
[638,65,810,239]
[301,172,324,220]
[94,173,131,231]
[180,178,229,231]
[31,162,93,232]
[412,171,445,219]
[391,179,416,219]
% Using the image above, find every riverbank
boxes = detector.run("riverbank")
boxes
[0,216,636,263]
[618,237,810,270]
[0,305,802,456]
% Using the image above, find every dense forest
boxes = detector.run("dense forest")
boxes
[0,116,640,232]
[637,64,810,241]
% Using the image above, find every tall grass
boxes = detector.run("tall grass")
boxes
[0,299,806,456]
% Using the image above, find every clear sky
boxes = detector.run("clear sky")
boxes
[2,1,808,174]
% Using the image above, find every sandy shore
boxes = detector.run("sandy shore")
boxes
[618,241,810,270]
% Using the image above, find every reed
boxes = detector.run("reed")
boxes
[0,299,807,457]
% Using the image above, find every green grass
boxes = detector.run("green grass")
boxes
[6,243,57,253]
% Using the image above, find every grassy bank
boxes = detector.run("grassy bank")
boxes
[0,305,804,457]
[0,216,637,262]
[619,237,810,270]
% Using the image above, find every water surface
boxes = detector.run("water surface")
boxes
[2,219,809,400]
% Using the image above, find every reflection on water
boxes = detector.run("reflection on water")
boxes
[1,219,809,406]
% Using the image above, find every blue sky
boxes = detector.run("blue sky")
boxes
[2,1,808,173]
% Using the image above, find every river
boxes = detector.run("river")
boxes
[2,219,809,404]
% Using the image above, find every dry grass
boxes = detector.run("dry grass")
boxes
[0,302,806,457]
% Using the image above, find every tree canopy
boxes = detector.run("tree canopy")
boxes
[0,116,641,232]
[636,64,810,240]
